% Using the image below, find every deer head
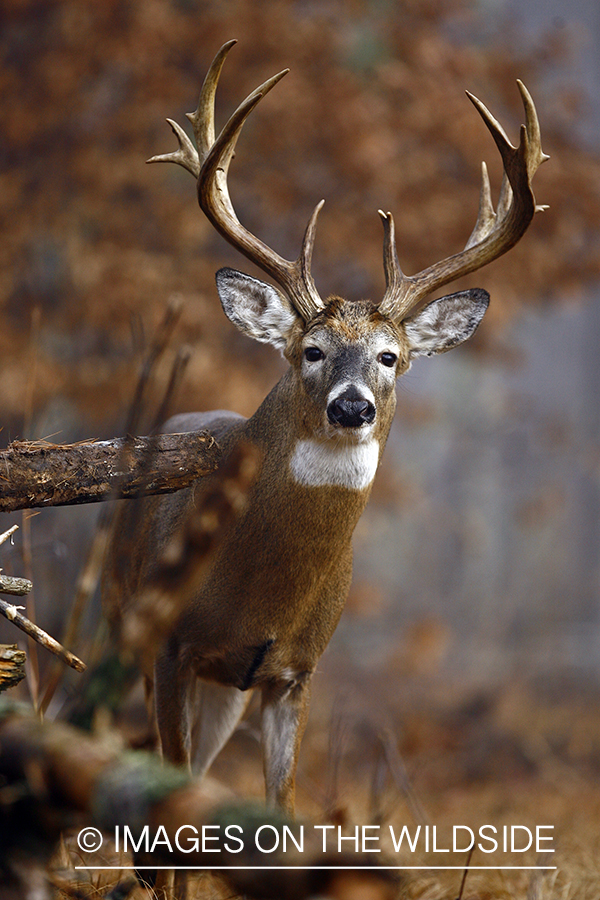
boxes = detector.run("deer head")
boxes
[148,42,547,467]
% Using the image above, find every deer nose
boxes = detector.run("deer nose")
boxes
[327,392,376,428]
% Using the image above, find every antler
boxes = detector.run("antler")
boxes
[378,80,549,321]
[148,40,325,322]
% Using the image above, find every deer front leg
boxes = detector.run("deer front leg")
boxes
[154,639,194,769]
[150,645,194,900]
[260,674,311,815]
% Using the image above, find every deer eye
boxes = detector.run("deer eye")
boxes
[379,352,398,368]
[304,346,324,362]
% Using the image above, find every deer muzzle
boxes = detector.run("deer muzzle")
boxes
[327,387,376,429]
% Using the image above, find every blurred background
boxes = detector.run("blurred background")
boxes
[1,0,599,892]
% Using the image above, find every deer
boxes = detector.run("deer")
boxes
[104,40,547,818]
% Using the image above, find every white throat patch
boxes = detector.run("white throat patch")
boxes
[289,438,379,490]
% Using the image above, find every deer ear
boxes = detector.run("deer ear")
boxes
[216,268,300,351]
[403,288,489,359]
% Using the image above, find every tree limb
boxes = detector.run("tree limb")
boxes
[0,574,32,596]
[69,442,260,729]
[0,597,86,672]
[0,432,222,513]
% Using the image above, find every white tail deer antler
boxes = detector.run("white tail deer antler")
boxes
[149,45,547,325]
[148,40,325,322]
[378,80,549,321]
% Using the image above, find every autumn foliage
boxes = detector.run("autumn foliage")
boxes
[1,0,599,441]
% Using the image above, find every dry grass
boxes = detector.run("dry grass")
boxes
[49,668,599,899]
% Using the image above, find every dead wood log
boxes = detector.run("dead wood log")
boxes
[0,645,26,692]
[0,701,395,900]
[0,432,223,513]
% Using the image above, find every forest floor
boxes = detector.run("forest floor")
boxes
[52,663,600,899]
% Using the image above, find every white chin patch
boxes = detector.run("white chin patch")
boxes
[289,438,379,490]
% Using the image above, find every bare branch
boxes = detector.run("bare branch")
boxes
[0,431,222,513]
[0,526,19,548]
[0,598,86,672]
[71,442,261,730]
[0,574,32,596]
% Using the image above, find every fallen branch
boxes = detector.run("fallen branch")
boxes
[0,700,395,900]
[0,431,222,512]
[0,597,86,672]
[40,304,191,714]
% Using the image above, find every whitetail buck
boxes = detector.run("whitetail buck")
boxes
[106,41,547,815]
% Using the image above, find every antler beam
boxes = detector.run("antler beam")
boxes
[149,47,547,326]
[148,40,325,322]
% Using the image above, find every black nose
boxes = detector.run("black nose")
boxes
[327,391,376,428]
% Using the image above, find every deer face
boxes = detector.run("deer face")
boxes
[295,297,407,442]
[216,267,489,482]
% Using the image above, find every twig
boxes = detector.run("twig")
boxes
[0,597,86,672]
[70,443,260,730]
[380,725,428,826]
[41,301,191,714]
[0,574,33,596]
[39,525,112,714]
[456,845,475,900]
[124,294,184,438]
[324,693,351,823]
[149,343,192,435]
[22,306,42,706]
[98,305,192,635]
[370,739,389,826]
[0,525,19,547]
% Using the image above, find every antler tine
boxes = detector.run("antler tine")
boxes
[464,162,495,250]
[198,66,290,217]
[147,118,200,178]
[148,42,325,322]
[198,65,325,320]
[300,199,325,300]
[147,41,237,180]
[379,209,410,296]
[517,79,550,182]
[379,81,548,322]
[186,38,237,163]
